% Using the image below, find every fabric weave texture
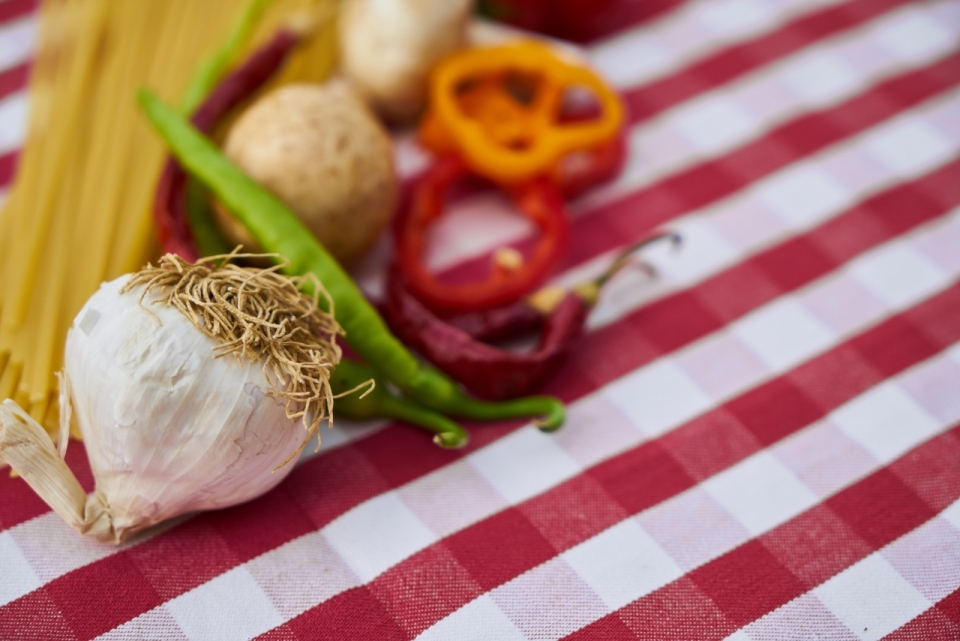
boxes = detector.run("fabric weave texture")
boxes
[1,0,959,638]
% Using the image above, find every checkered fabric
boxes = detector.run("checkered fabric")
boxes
[2,0,960,638]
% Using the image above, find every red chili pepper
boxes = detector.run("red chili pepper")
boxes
[384,232,680,400]
[395,154,570,316]
[383,268,585,400]
[444,297,545,343]
[155,29,300,261]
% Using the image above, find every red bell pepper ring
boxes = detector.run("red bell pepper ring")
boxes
[400,42,627,315]
[395,154,571,315]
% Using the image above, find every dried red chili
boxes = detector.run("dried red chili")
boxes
[155,29,300,261]
[384,232,680,400]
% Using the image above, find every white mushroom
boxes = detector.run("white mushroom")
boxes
[217,81,398,266]
[339,0,473,123]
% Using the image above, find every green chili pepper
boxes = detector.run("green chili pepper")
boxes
[331,359,468,448]
[185,180,232,257]
[137,89,566,430]
[179,0,275,115]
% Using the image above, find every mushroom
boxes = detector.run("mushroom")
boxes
[216,81,398,266]
[339,0,474,124]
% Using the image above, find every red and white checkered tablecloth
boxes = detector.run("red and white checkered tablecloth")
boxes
[2,0,960,638]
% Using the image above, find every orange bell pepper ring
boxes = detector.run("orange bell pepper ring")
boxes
[420,40,625,185]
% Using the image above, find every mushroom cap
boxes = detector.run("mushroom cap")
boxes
[339,0,472,123]
[220,81,398,266]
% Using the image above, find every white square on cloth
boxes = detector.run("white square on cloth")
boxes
[754,164,851,228]
[863,119,953,175]
[873,11,956,62]
[0,92,28,156]
[849,243,948,308]
[10,511,116,584]
[97,608,191,641]
[469,427,582,505]
[589,34,672,88]
[166,566,284,641]
[732,298,836,372]
[778,50,863,107]
[0,531,40,607]
[740,591,862,641]
[942,499,960,532]
[703,451,819,536]
[0,17,36,71]
[323,492,437,582]
[417,594,527,641]
[670,95,759,153]
[831,382,941,464]
[606,359,714,437]
[814,554,931,641]
[692,0,775,37]
[563,519,683,610]
[655,218,739,283]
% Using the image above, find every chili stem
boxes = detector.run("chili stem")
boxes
[378,393,470,448]
[331,358,469,448]
[595,231,681,289]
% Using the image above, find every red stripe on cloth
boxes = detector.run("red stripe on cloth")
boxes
[0,150,19,189]
[276,588,408,641]
[623,0,913,124]
[884,586,960,640]
[438,48,960,288]
[262,281,960,641]
[0,0,36,24]
[0,590,75,641]
[566,423,960,640]
[3,154,956,640]
[0,61,29,103]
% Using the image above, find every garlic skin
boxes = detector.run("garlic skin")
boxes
[64,276,306,541]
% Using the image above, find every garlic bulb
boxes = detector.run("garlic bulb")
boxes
[0,254,341,543]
